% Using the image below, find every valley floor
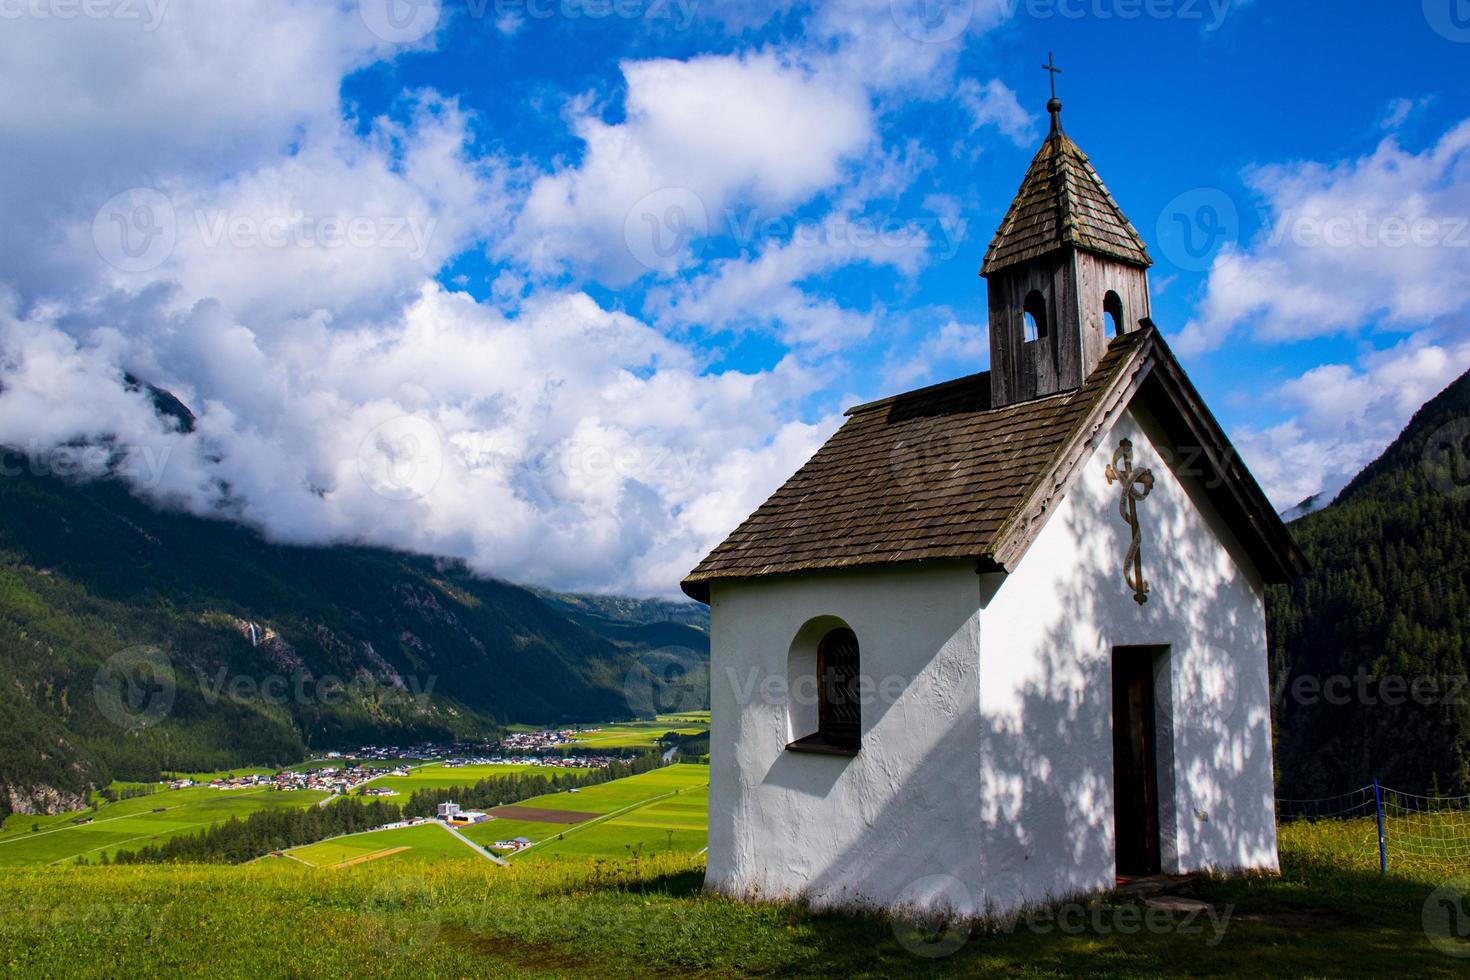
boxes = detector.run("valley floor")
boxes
[1,822,1463,978]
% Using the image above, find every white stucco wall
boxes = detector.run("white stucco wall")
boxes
[974,405,1278,913]
[704,402,1279,916]
[704,560,988,912]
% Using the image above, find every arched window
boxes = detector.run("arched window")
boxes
[1104,291,1125,337]
[786,620,862,755]
[817,627,861,745]
[1023,290,1049,342]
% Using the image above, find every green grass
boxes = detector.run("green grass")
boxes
[459,764,709,858]
[522,785,709,861]
[284,823,485,868]
[1,824,1465,978]
[161,768,275,782]
[354,762,586,797]
[0,785,329,866]
[461,817,568,845]
[511,763,708,814]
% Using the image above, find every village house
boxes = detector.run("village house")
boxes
[683,92,1305,917]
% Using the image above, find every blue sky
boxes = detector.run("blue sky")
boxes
[0,1,1467,595]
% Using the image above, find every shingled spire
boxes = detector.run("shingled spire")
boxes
[982,104,1151,275]
[983,70,1153,408]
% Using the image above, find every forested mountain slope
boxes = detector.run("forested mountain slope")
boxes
[1268,367,1470,796]
[0,440,707,819]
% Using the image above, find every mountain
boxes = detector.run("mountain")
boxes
[1267,366,1470,797]
[1278,490,1330,523]
[0,434,707,819]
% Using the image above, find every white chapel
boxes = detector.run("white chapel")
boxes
[682,90,1305,917]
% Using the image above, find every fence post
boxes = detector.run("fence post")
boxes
[1372,779,1387,877]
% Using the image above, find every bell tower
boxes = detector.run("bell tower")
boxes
[982,57,1153,408]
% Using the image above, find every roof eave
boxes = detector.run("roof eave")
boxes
[988,323,1307,585]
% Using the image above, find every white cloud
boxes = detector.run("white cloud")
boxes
[1176,120,1470,355]
[507,51,875,282]
[957,78,1037,147]
[885,317,988,388]
[0,0,1033,598]
[1231,332,1470,509]
[0,284,834,595]
[0,0,406,303]
[1380,96,1433,132]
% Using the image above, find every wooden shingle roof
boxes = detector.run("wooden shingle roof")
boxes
[682,325,1304,601]
[981,125,1152,275]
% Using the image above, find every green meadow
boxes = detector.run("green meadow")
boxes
[523,785,709,861]
[355,761,587,797]
[2,819,1464,978]
[285,822,485,868]
[459,763,710,858]
[563,716,708,749]
[0,783,330,866]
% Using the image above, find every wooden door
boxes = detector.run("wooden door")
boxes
[1112,650,1161,877]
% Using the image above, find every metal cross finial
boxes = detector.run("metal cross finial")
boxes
[1042,52,1062,100]
[1105,439,1155,605]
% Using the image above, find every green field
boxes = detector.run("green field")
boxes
[160,768,275,782]
[285,823,485,868]
[354,761,587,797]
[0,784,330,866]
[2,815,1465,978]
[564,716,709,749]
[460,763,710,858]
[524,784,709,860]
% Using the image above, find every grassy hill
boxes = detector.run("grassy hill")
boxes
[1,821,1460,978]
[0,443,708,820]
[1268,366,1470,796]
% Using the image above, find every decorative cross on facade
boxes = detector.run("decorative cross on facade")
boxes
[1105,439,1155,605]
[1042,52,1063,99]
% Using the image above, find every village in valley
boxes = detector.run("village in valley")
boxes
[1,715,712,866]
